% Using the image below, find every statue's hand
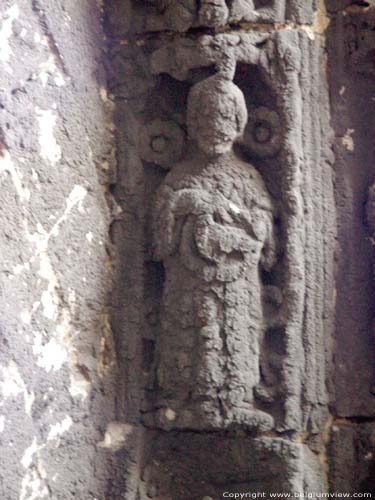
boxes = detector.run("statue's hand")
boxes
[153,187,210,260]
[194,213,255,263]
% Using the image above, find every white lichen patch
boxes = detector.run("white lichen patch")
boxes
[165,408,176,421]
[25,185,87,323]
[52,185,88,233]
[33,334,68,372]
[31,168,39,182]
[20,469,49,500]
[0,150,30,202]
[33,307,74,374]
[47,416,73,441]
[38,55,65,88]
[16,186,88,378]
[20,301,39,326]
[38,55,56,87]
[86,232,94,243]
[21,450,49,494]
[0,4,19,64]
[229,202,241,215]
[32,236,59,321]
[40,286,57,321]
[33,32,48,47]
[14,262,30,275]
[21,438,38,469]
[0,362,35,415]
[99,86,108,102]
[1,362,26,398]
[342,128,355,152]
[20,310,32,325]
[0,415,5,433]
[69,371,91,400]
[35,107,62,165]
[98,422,134,451]
[54,73,65,87]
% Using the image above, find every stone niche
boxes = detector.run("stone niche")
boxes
[106,3,334,496]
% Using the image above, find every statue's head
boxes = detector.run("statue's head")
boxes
[187,75,248,156]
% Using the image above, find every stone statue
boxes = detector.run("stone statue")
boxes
[150,74,277,432]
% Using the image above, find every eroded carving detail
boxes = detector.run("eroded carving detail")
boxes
[199,0,229,27]
[139,119,186,169]
[147,73,277,432]
[144,0,196,32]
[105,5,334,491]
[242,106,282,158]
[345,10,375,74]
[106,0,316,46]
[146,0,285,32]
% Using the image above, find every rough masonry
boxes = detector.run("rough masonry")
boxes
[0,1,119,498]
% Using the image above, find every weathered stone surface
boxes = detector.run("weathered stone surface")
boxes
[110,27,334,431]
[105,0,335,490]
[106,0,316,36]
[327,5,375,418]
[148,74,277,433]
[330,422,375,494]
[0,1,119,498]
[138,432,325,499]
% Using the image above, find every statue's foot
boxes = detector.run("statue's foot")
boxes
[225,408,274,432]
[142,404,223,431]
[143,404,274,433]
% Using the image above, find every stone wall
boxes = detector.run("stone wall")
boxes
[0,1,119,498]
[327,1,375,494]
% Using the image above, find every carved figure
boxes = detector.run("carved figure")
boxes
[151,74,277,432]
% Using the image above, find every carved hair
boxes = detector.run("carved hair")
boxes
[186,75,248,142]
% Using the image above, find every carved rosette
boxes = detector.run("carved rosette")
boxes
[139,119,185,169]
[242,106,282,158]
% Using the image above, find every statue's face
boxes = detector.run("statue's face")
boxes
[187,78,247,156]
[193,107,239,156]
